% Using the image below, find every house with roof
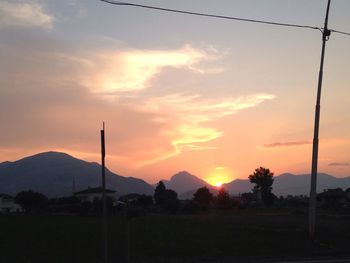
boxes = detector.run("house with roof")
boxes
[317,188,348,207]
[0,194,23,213]
[74,187,117,203]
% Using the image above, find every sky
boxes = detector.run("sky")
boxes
[0,0,349,185]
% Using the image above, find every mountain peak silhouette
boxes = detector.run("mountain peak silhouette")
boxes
[0,151,153,197]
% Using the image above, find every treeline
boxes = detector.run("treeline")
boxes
[8,166,349,215]
[0,166,297,215]
[10,185,243,215]
[8,187,312,217]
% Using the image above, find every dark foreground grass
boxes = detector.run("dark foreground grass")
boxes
[0,209,349,263]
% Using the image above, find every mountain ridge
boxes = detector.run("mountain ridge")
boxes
[223,172,350,196]
[0,151,154,197]
[1,151,349,198]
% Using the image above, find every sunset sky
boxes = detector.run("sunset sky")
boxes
[1,0,349,185]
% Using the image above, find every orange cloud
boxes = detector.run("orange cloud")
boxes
[80,45,221,94]
[0,40,276,172]
[137,93,276,166]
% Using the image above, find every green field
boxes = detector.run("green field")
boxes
[1,209,350,263]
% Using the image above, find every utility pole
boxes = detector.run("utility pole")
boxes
[101,122,108,262]
[309,0,331,240]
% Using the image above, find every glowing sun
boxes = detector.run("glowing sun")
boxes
[216,182,223,187]
[205,167,231,187]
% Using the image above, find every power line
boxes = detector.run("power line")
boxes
[330,29,350,37]
[99,0,322,31]
[99,0,350,36]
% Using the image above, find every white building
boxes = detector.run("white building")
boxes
[0,194,22,213]
[74,187,116,203]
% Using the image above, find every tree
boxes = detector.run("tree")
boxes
[92,196,115,216]
[216,188,231,209]
[154,181,167,206]
[248,167,275,205]
[241,192,256,204]
[15,190,48,213]
[154,181,178,211]
[163,189,179,211]
[137,194,153,206]
[48,196,81,214]
[193,186,213,209]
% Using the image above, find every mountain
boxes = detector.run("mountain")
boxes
[0,151,154,197]
[223,173,350,196]
[222,179,251,194]
[161,171,218,199]
[163,171,210,194]
[274,173,350,196]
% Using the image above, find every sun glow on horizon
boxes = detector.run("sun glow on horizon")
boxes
[216,182,223,187]
[205,166,232,187]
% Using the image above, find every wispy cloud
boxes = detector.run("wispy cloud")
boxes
[142,93,276,119]
[329,162,349,167]
[0,38,276,169]
[0,2,54,29]
[138,93,276,165]
[81,45,222,94]
[264,140,311,148]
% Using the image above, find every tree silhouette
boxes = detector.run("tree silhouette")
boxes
[137,194,153,207]
[193,186,213,209]
[216,188,231,209]
[154,181,178,211]
[15,190,48,213]
[154,181,167,206]
[163,189,179,211]
[248,167,275,205]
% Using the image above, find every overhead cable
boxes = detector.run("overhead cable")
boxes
[99,0,322,31]
[330,29,350,37]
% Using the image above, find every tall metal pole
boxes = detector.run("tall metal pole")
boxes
[101,122,108,262]
[309,0,331,240]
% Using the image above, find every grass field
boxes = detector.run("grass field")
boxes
[1,208,350,263]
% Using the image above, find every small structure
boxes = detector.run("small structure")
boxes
[317,188,348,207]
[0,194,22,213]
[119,193,140,204]
[74,187,116,203]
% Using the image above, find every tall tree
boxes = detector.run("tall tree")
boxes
[163,189,179,211]
[154,181,179,211]
[216,188,231,209]
[154,181,166,206]
[248,167,274,205]
[193,186,213,209]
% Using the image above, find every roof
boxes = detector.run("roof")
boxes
[74,187,116,195]
[318,188,347,198]
[0,194,13,199]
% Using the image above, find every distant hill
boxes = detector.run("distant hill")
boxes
[2,152,349,198]
[161,171,210,194]
[0,151,154,197]
[223,173,350,196]
[160,171,218,199]
[222,179,251,194]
